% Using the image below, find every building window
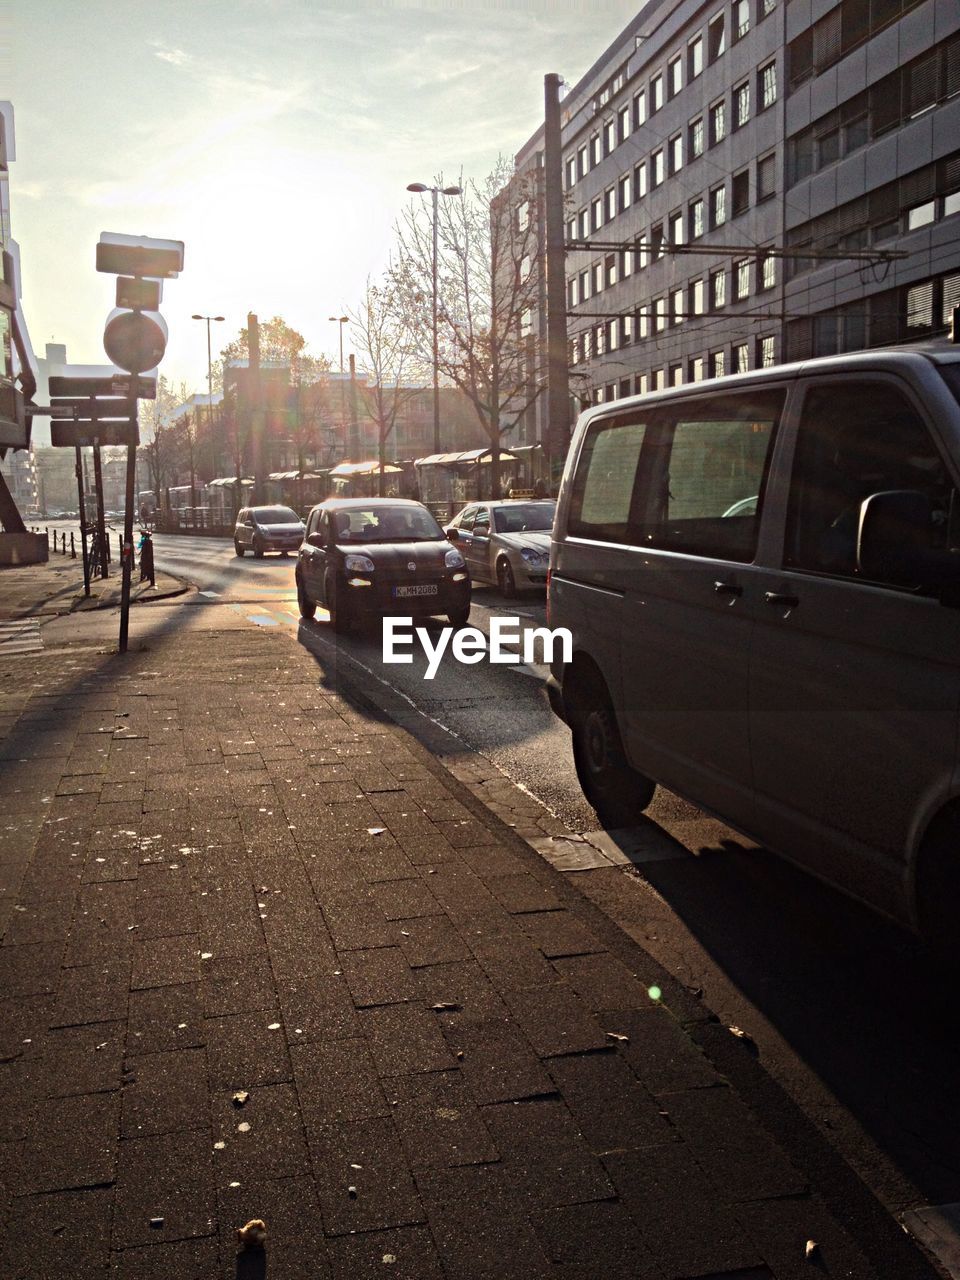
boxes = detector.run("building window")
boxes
[907,200,936,230]
[688,35,704,79]
[652,149,665,186]
[634,161,648,199]
[634,88,647,127]
[622,314,635,345]
[604,186,616,222]
[710,183,727,228]
[651,73,664,112]
[669,55,683,97]
[735,259,751,299]
[733,0,750,40]
[618,172,631,212]
[757,152,776,201]
[734,81,750,128]
[710,99,726,145]
[590,134,601,167]
[690,278,706,315]
[759,0,775,18]
[654,297,667,332]
[578,208,589,238]
[596,323,606,355]
[578,144,588,178]
[669,210,685,244]
[690,355,706,381]
[711,349,726,378]
[638,305,650,338]
[758,335,776,366]
[732,169,750,215]
[709,11,726,61]
[651,223,666,258]
[603,118,617,155]
[653,368,666,391]
[689,116,705,158]
[579,269,589,301]
[689,197,705,238]
[618,104,631,142]
[760,252,776,290]
[671,288,685,325]
[759,60,777,110]
[608,319,619,351]
[671,363,684,386]
[592,262,603,295]
[711,267,726,308]
[622,249,634,277]
[945,191,960,218]
[568,277,577,308]
[565,157,577,188]
[591,197,603,231]
[605,253,617,287]
[735,342,750,373]
[670,133,683,174]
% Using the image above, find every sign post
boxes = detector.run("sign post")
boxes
[75,445,90,597]
[118,391,138,654]
[91,438,109,579]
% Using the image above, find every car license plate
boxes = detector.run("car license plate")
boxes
[393,584,438,598]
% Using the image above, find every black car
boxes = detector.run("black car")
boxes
[296,498,471,632]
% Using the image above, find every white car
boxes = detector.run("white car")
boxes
[445,500,555,595]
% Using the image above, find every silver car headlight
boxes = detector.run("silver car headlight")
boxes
[344,553,376,572]
[445,548,466,569]
[520,548,543,565]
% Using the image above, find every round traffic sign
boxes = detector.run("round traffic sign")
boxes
[103,310,168,374]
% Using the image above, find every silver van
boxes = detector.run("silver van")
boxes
[547,344,960,947]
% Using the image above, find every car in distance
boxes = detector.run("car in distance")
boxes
[234,505,305,557]
[296,498,470,632]
[444,499,555,596]
[547,343,960,954]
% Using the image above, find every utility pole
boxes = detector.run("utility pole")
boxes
[248,313,265,504]
[348,353,359,462]
[543,72,571,491]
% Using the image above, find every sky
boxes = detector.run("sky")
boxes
[7,0,642,406]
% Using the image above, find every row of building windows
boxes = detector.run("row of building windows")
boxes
[569,257,778,363]
[783,271,960,360]
[785,151,960,276]
[566,8,779,190]
[567,146,777,247]
[787,0,926,91]
[578,335,779,407]
[786,33,960,186]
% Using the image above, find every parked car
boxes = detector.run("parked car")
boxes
[444,499,555,595]
[234,505,305,557]
[296,498,470,632]
[547,343,960,953]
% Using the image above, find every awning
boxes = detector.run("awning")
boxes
[268,470,328,481]
[328,460,403,477]
[208,476,254,488]
[415,448,517,467]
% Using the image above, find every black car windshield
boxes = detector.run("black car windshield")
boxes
[254,507,300,524]
[493,502,555,533]
[331,506,445,542]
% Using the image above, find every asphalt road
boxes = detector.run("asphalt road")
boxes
[36,523,960,1263]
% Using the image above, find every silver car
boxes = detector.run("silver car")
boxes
[234,505,305,557]
[445,500,555,596]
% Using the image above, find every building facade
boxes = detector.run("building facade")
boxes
[510,0,958,434]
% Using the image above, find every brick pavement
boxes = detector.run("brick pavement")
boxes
[0,618,937,1278]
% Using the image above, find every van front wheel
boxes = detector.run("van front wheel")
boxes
[569,681,655,826]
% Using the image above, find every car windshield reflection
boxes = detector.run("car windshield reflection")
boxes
[332,507,445,543]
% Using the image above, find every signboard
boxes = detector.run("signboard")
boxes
[50,397,131,418]
[116,276,162,310]
[96,233,184,279]
[0,384,27,448]
[49,374,157,400]
[51,421,139,448]
[103,310,167,375]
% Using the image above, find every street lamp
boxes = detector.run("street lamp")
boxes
[328,315,348,457]
[406,182,462,454]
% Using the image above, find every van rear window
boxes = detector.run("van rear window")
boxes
[567,419,649,542]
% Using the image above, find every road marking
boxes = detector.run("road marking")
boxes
[0,619,42,654]
[247,613,279,627]
[901,1204,960,1278]
[199,589,220,598]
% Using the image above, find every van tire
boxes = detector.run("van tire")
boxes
[916,809,960,966]
[569,675,656,826]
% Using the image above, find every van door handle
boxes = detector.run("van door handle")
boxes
[764,591,800,607]
[714,580,742,597]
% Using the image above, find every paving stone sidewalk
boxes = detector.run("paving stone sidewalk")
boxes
[0,620,938,1279]
[0,551,185,620]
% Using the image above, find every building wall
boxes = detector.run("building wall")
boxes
[510,0,957,420]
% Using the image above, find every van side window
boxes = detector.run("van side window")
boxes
[567,418,650,543]
[639,390,783,562]
[784,381,958,588]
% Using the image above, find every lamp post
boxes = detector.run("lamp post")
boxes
[328,315,349,458]
[406,182,462,454]
[191,314,225,510]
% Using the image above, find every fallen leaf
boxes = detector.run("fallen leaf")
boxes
[805,1239,819,1260]
[431,1002,462,1012]
[232,1091,249,1107]
[605,1031,629,1043]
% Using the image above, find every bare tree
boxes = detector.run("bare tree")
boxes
[140,375,181,512]
[393,159,545,498]
[350,277,426,495]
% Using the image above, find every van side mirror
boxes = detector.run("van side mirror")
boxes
[445,526,459,541]
[307,532,326,549]
[857,490,932,587]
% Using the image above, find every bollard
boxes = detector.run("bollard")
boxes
[118,534,123,560]
[71,531,76,559]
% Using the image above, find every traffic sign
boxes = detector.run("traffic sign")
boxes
[103,310,167,375]
[96,233,183,279]
[116,276,162,310]
[51,421,139,448]
[49,374,157,400]
[51,397,131,418]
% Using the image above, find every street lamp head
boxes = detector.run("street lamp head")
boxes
[191,314,202,320]
[407,182,429,193]
[441,186,462,196]
[214,315,225,322]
